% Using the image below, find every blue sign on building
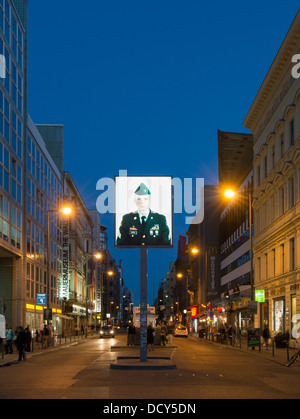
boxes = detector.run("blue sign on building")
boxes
[37,294,47,306]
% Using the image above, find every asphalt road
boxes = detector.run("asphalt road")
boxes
[0,331,299,400]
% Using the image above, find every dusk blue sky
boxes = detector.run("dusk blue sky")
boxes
[27,1,300,303]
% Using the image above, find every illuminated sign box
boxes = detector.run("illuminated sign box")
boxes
[115,176,173,249]
[191,306,199,318]
[255,290,265,303]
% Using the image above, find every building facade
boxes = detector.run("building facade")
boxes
[244,11,300,339]
[218,130,254,331]
[63,172,95,332]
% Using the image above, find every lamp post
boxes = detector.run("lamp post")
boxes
[47,205,72,324]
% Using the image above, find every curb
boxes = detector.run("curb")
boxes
[110,356,177,370]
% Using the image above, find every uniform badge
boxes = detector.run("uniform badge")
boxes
[129,227,138,236]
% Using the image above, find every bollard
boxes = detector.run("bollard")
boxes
[272,340,275,357]
[287,341,290,362]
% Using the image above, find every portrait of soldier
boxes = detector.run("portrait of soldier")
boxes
[116,183,171,246]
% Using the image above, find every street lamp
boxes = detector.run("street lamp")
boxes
[47,205,72,322]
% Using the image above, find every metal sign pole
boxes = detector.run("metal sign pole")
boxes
[140,247,148,362]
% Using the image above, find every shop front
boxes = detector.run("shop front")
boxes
[227,297,252,335]
[273,297,285,333]
[25,304,74,337]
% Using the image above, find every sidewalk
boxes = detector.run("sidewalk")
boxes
[0,334,90,367]
[189,333,300,368]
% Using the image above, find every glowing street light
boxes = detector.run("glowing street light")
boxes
[224,189,236,199]
[61,206,72,215]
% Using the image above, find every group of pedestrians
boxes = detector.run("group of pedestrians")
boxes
[3,323,56,361]
[198,323,237,344]
[127,322,173,350]
[2,326,32,361]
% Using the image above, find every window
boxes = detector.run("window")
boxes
[290,238,295,272]
[256,164,260,187]
[281,244,285,274]
[290,119,295,146]
[291,295,297,339]
[264,253,268,280]
[279,187,285,215]
[288,177,295,209]
[264,156,267,178]
[257,257,261,282]
[271,145,275,168]
[272,249,276,277]
[281,133,284,158]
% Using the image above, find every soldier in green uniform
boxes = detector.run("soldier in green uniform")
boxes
[117,183,171,247]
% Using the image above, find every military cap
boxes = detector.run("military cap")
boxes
[134,183,151,196]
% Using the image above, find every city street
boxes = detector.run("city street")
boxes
[0,331,299,400]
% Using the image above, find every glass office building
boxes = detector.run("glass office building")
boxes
[0,0,65,332]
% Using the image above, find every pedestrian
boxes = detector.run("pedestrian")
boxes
[49,323,54,346]
[5,326,14,354]
[160,323,167,346]
[127,323,136,346]
[25,326,32,353]
[16,326,27,361]
[263,325,270,350]
[228,325,234,345]
[147,324,154,351]
[166,326,173,345]
[43,324,50,347]
[35,328,40,343]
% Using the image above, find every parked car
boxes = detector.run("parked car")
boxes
[99,326,115,338]
[174,326,188,337]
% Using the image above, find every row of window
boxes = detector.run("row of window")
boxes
[256,118,297,188]
[221,250,251,277]
[0,0,23,70]
[255,173,299,235]
[256,238,297,282]
[26,262,58,304]
[0,193,21,248]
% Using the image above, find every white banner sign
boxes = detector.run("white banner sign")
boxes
[61,218,69,299]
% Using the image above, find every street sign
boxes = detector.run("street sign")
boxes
[44,308,52,321]
[37,293,47,305]
[191,306,199,318]
[255,290,265,303]
[247,328,261,348]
